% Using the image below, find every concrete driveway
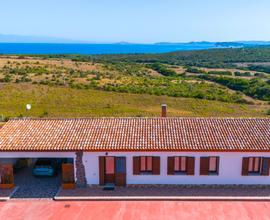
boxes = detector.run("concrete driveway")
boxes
[0,200,270,220]
[12,167,61,199]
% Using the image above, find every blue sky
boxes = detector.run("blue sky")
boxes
[0,0,270,43]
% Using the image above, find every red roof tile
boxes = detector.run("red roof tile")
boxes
[0,118,269,152]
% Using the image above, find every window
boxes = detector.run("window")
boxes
[174,157,187,172]
[248,157,261,174]
[140,156,153,172]
[105,157,115,174]
[243,157,270,176]
[209,157,218,173]
[200,156,219,175]
[168,156,195,175]
[133,156,160,175]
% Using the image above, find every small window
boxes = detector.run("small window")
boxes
[174,157,187,173]
[200,156,219,175]
[140,156,153,173]
[248,157,262,174]
[209,157,217,172]
[105,157,115,174]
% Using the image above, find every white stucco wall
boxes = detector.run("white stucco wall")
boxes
[2,151,270,185]
[83,151,270,185]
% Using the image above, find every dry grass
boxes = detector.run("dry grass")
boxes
[0,56,269,119]
[0,56,102,71]
[0,84,269,119]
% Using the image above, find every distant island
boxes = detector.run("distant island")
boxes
[1,34,270,55]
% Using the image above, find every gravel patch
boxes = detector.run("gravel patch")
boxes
[12,167,61,199]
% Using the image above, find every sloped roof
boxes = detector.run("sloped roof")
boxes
[0,118,269,152]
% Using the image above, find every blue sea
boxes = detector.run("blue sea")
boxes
[0,43,220,55]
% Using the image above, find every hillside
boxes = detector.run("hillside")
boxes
[0,49,270,119]
[91,47,270,67]
[0,84,268,118]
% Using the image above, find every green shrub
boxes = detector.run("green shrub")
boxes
[207,71,232,76]
[147,63,177,76]
[0,75,12,83]
[235,71,251,77]
[199,75,270,101]
[186,67,205,74]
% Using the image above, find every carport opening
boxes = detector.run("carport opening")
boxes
[0,157,74,199]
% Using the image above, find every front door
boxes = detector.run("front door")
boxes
[105,156,115,184]
[115,157,126,186]
[100,156,126,186]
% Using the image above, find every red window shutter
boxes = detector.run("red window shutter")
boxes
[152,157,160,175]
[216,157,220,175]
[186,157,195,175]
[200,157,209,175]
[147,156,153,171]
[261,158,270,176]
[133,157,140,175]
[167,157,175,175]
[242,157,249,176]
[99,156,105,185]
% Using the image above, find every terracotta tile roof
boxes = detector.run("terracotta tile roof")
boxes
[0,118,269,152]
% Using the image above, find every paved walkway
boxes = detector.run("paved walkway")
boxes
[57,185,270,199]
[0,200,270,220]
[12,167,61,199]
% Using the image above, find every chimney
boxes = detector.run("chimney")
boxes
[161,104,167,117]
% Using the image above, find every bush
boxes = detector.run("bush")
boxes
[41,111,49,117]
[147,63,177,76]
[207,71,232,76]
[186,67,205,74]
[234,71,251,77]
[199,75,270,101]
[0,75,12,83]
[248,65,270,74]
[254,72,266,78]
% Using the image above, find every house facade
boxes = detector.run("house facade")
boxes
[0,114,270,187]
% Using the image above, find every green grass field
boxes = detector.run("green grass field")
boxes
[0,83,269,119]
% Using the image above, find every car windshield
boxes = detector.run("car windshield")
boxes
[35,160,52,166]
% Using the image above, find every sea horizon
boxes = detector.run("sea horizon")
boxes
[0,42,230,55]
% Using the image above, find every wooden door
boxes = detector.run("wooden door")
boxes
[105,156,115,184]
[115,157,126,186]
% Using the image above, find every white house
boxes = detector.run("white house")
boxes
[0,108,270,187]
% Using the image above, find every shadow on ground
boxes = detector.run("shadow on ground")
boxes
[11,167,61,199]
